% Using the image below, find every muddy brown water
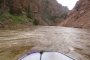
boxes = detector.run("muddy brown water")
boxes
[0,26,90,60]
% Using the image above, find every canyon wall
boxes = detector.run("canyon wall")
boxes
[60,0,90,29]
[0,0,68,28]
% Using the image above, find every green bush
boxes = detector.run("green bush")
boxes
[0,0,3,4]
[0,12,33,24]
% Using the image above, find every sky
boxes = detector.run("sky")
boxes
[56,0,79,10]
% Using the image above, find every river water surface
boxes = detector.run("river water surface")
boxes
[0,26,90,60]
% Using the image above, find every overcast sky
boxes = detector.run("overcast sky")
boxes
[56,0,79,10]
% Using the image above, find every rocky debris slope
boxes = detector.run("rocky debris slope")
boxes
[60,0,90,29]
[0,0,68,28]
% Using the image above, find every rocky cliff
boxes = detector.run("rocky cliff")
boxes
[60,0,90,29]
[0,0,68,28]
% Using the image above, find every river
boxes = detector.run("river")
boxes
[0,26,90,60]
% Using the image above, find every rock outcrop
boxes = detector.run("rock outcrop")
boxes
[0,0,69,28]
[60,0,90,29]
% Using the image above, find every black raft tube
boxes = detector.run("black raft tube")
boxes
[40,51,44,60]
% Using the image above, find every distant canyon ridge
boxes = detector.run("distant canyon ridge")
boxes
[0,0,90,29]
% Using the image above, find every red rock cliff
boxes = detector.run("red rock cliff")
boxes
[0,0,69,27]
[60,0,90,29]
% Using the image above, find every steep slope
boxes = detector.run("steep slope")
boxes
[0,0,68,28]
[60,0,90,29]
